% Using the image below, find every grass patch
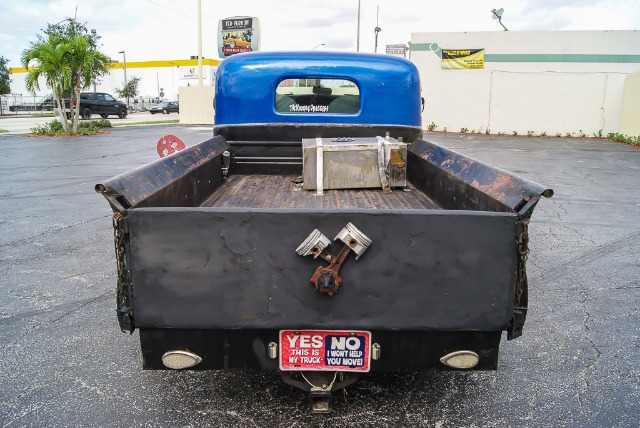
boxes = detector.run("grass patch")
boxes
[30,119,112,136]
[112,119,179,126]
[0,129,8,133]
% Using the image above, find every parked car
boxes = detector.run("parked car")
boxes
[224,37,251,48]
[65,92,128,119]
[149,101,179,114]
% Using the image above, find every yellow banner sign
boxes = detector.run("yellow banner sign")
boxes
[442,49,485,69]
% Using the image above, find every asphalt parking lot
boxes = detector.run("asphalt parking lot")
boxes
[0,124,639,427]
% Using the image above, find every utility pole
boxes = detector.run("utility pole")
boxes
[118,50,128,107]
[357,0,361,52]
[197,0,203,87]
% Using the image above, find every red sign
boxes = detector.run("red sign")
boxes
[221,46,252,56]
[279,330,371,372]
[156,134,186,158]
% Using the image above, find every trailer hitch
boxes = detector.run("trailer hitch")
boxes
[281,371,360,413]
[296,223,372,296]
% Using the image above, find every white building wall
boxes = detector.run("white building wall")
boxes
[620,72,640,136]
[9,62,217,105]
[410,31,640,136]
[94,65,217,102]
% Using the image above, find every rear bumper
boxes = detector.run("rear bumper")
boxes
[139,328,502,371]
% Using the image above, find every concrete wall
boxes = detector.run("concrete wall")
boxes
[619,72,640,136]
[178,85,215,125]
[410,31,640,136]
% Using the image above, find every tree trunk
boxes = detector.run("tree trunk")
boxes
[51,88,65,126]
[59,82,69,131]
[54,83,69,132]
[73,74,81,133]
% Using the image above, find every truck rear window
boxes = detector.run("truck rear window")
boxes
[275,78,360,114]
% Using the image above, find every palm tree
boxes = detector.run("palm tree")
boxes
[21,36,72,130]
[67,35,110,132]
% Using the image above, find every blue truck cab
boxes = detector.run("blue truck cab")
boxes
[96,51,552,413]
[215,51,421,137]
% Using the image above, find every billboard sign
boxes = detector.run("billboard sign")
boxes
[441,49,485,69]
[386,44,407,55]
[217,16,260,58]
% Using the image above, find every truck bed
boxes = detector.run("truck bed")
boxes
[96,135,553,362]
[200,174,442,210]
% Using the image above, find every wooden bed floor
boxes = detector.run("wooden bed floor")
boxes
[200,175,442,210]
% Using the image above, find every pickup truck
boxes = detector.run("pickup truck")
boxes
[66,92,127,119]
[96,51,553,412]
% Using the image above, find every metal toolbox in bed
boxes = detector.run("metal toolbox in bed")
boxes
[302,136,407,192]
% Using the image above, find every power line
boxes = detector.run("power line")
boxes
[143,0,195,19]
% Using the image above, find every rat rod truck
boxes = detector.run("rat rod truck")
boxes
[96,51,553,412]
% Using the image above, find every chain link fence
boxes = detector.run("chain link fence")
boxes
[1,94,169,115]
[0,94,56,115]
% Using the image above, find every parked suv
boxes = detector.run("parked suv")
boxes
[67,92,128,119]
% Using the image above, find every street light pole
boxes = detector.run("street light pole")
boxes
[374,5,381,53]
[91,29,97,92]
[118,50,128,106]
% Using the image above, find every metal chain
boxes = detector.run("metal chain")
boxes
[300,372,338,392]
[514,221,529,305]
[113,212,132,331]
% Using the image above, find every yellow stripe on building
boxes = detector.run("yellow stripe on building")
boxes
[9,58,221,74]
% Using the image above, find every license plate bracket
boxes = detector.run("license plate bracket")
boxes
[279,330,371,372]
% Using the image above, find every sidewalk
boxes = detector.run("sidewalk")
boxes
[0,111,183,135]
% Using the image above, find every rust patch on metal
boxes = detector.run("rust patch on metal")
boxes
[470,173,517,204]
[309,245,352,296]
[389,149,406,168]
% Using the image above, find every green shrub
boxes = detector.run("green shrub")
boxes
[31,120,65,135]
[30,119,112,136]
[427,121,437,131]
[608,133,640,147]
[90,118,112,129]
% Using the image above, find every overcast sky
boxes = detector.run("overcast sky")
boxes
[1,0,639,68]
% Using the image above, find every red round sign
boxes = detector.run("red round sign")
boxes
[157,135,186,158]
